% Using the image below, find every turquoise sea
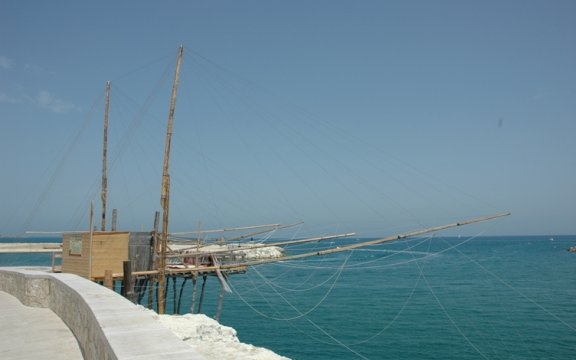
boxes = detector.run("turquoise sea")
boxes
[2,235,575,359]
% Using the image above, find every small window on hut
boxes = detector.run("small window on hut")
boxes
[69,234,83,256]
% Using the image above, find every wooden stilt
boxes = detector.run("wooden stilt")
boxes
[190,274,198,314]
[172,275,177,312]
[136,277,148,304]
[197,274,208,314]
[123,260,135,303]
[147,275,154,309]
[155,279,159,313]
[149,211,160,310]
[164,275,170,312]
[104,270,113,290]
[176,277,189,314]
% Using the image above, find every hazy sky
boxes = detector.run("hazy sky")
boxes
[1,1,574,236]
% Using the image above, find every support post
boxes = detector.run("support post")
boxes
[190,273,198,314]
[149,211,160,309]
[123,260,135,303]
[104,270,114,290]
[147,274,155,310]
[197,274,207,314]
[172,275,177,312]
[111,209,118,231]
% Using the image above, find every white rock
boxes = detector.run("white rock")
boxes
[140,307,290,360]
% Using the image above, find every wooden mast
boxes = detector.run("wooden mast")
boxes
[101,81,111,231]
[89,201,94,279]
[158,45,184,314]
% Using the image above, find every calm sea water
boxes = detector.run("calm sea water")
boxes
[2,235,575,359]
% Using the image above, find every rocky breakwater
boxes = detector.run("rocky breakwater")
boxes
[141,307,290,360]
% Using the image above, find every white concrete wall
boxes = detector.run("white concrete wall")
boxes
[0,267,206,360]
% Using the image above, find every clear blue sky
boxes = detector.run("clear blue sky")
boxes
[1,1,574,236]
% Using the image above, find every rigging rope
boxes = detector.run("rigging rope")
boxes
[22,91,105,231]
[416,235,491,360]
[450,240,576,333]
[229,251,351,321]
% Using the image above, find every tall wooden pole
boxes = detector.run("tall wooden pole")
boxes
[89,201,94,280]
[148,211,160,310]
[190,274,198,314]
[101,80,110,231]
[111,208,117,231]
[158,45,184,314]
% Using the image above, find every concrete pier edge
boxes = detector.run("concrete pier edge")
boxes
[0,267,206,360]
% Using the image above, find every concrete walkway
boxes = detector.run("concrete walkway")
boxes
[0,291,83,359]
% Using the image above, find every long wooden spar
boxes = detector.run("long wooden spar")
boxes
[93,212,509,281]
[171,223,287,236]
[167,232,357,259]
[219,212,511,269]
[168,221,305,248]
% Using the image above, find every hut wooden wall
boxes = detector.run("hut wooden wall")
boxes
[129,232,153,272]
[91,232,129,278]
[62,232,130,279]
[62,232,90,278]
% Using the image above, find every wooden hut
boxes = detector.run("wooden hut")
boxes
[62,231,153,280]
